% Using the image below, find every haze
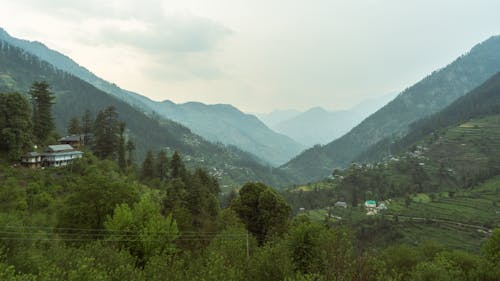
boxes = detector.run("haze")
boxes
[1,0,499,112]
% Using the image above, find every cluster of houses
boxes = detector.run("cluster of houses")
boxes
[364,200,387,215]
[20,134,85,168]
[333,200,388,216]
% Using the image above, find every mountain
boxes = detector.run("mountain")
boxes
[258,94,396,147]
[282,35,500,183]
[256,109,302,128]
[0,39,293,188]
[0,27,304,166]
[358,71,500,165]
[145,101,305,166]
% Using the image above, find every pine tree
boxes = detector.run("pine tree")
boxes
[29,81,55,144]
[81,109,93,147]
[0,92,33,160]
[93,106,119,159]
[141,150,155,180]
[67,117,81,135]
[156,150,169,181]
[126,139,135,166]
[170,151,186,179]
[118,122,126,171]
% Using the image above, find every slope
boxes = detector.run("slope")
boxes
[0,27,304,166]
[148,101,305,166]
[358,71,500,163]
[282,35,500,183]
[0,40,292,188]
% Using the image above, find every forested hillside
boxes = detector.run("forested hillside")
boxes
[282,35,500,183]
[0,28,304,166]
[0,157,498,280]
[0,41,292,187]
[358,71,500,163]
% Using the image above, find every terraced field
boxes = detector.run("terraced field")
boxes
[425,115,500,174]
[386,176,500,228]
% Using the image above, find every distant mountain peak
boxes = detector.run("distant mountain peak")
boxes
[305,106,328,114]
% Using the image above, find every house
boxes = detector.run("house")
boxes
[21,152,42,168]
[43,144,83,167]
[334,201,348,208]
[58,134,85,149]
[364,200,377,209]
[377,203,388,210]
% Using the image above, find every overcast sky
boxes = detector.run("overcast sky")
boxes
[1,0,499,113]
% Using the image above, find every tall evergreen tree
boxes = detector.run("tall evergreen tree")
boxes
[0,92,33,160]
[141,150,155,180]
[170,151,186,179]
[29,81,55,144]
[126,139,136,166]
[117,122,126,171]
[156,150,169,181]
[93,106,119,159]
[81,109,93,146]
[67,117,81,135]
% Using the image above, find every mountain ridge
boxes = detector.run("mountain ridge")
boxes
[0,27,304,166]
[0,39,293,187]
[281,34,500,183]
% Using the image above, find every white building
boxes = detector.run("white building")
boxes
[43,144,83,167]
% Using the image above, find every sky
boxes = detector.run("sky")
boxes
[1,0,499,113]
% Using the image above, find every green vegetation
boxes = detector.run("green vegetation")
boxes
[0,92,33,160]
[29,81,56,145]
[1,93,496,279]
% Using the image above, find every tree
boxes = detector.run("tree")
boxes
[126,139,136,166]
[81,109,93,146]
[141,150,155,180]
[170,151,186,179]
[155,150,169,181]
[231,182,291,244]
[29,81,55,144]
[0,93,33,160]
[482,228,500,264]
[93,106,119,159]
[104,195,179,264]
[58,161,139,231]
[117,122,126,171]
[67,117,81,135]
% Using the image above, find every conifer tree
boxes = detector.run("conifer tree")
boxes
[118,122,126,171]
[170,151,186,179]
[93,106,119,159]
[141,150,155,180]
[0,92,33,160]
[81,109,94,147]
[156,150,169,181]
[29,81,55,144]
[67,117,81,135]
[126,139,136,166]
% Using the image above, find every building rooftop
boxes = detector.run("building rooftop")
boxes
[23,151,41,157]
[46,144,75,152]
[58,134,84,142]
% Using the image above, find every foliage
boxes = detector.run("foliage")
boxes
[231,182,291,244]
[29,81,55,145]
[0,92,33,160]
